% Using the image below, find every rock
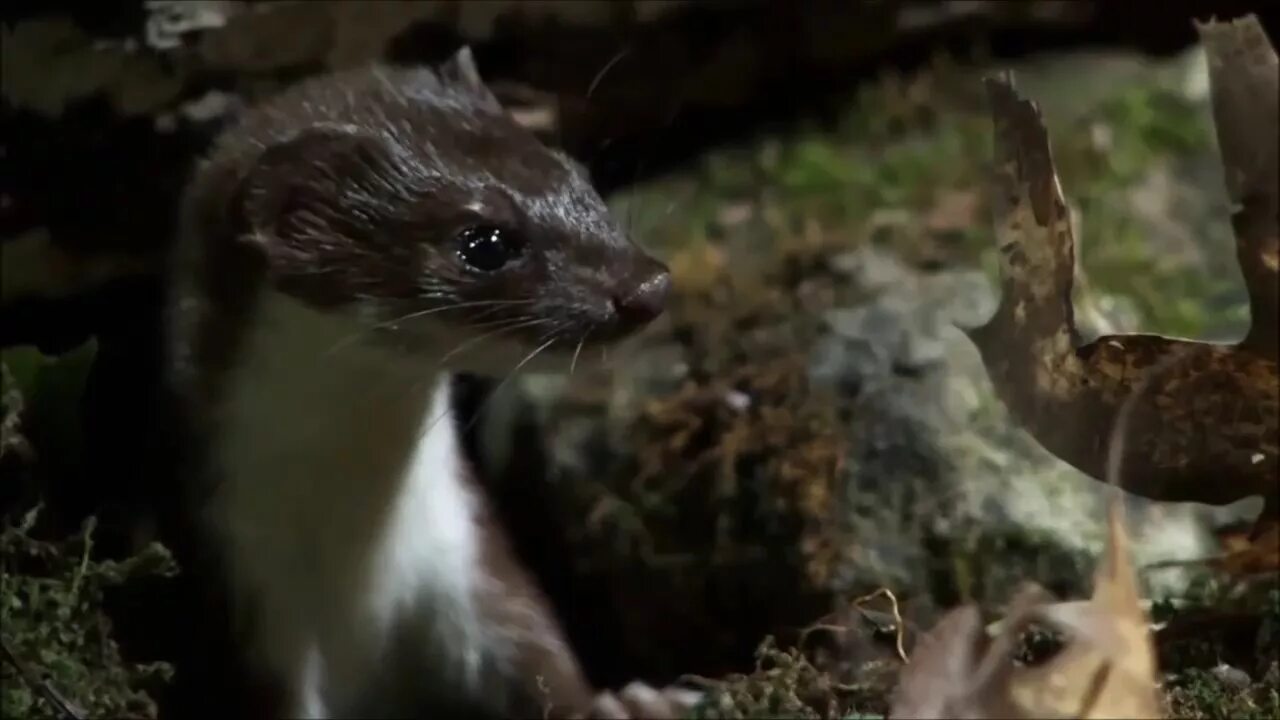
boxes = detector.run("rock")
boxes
[1210,662,1253,690]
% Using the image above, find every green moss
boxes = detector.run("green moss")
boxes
[690,636,892,720]
[1053,83,1244,339]
[1085,85,1210,185]
[1165,666,1280,720]
[2,342,178,718]
[1152,582,1280,718]
[1,507,177,719]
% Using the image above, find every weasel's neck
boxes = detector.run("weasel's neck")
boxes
[208,291,487,716]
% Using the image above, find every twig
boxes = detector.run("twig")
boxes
[0,634,86,720]
[796,587,911,664]
[674,673,725,689]
[1139,557,1223,572]
[850,587,909,664]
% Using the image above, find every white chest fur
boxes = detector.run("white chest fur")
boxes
[207,292,488,717]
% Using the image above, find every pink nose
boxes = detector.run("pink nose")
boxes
[613,270,671,330]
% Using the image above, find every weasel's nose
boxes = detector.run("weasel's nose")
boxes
[613,268,671,330]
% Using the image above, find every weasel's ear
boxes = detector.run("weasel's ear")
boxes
[236,125,389,247]
[440,45,502,111]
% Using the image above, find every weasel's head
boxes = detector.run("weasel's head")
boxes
[195,47,668,375]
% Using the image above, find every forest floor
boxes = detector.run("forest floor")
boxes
[533,42,1277,718]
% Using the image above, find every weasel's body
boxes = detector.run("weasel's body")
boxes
[167,49,669,717]
[211,295,491,716]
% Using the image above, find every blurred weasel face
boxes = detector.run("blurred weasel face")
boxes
[218,58,669,375]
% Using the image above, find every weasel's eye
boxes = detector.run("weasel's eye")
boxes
[457,225,522,272]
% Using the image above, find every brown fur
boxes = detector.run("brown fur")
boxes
[166,48,669,718]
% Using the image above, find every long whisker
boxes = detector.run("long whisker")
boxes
[625,92,684,240]
[587,47,632,100]
[458,332,562,437]
[291,316,547,443]
[415,324,564,445]
[569,333,587,378]
[468,314,543,331]
[381,298,539,329]
[511,334,560,379]
[468,303,528,323]
[436,317,554,368]
[321,299,538,357]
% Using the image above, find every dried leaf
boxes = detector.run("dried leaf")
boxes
[1197,15,1279,358]
[889,500,1161,719]
[964,18,1278,530]
[1209,517,1280,577]
[1004,502,1161,719]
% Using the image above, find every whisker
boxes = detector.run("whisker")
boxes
[290,313,552,447]
[436,317,553,368]
[587,48,632,100]
[468,304,524,322]
[415,324,564,446]
[510,334,561,381]
[468,314,541,330]
[458,331,562,437]
[569,332,587,377]
[321,299,538,357]
[625,91,684,240]
[382,298,539,328]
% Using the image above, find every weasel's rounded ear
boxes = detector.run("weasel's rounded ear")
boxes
[440,45,502,111]
[235,125,388,245]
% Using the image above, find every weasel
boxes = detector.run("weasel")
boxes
[166,48,673,718]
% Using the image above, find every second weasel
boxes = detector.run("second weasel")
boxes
[167,48,673,718]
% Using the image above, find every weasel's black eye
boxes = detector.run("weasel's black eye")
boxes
[457,226,522,272]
